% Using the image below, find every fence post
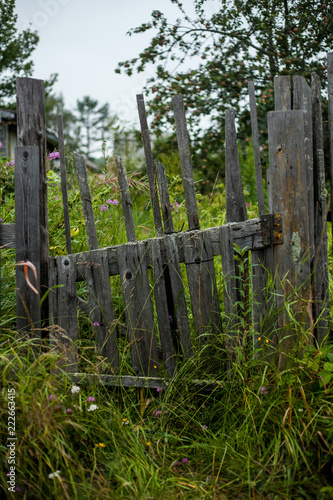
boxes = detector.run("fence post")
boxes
[15,146,41,335]
[16,78,49,334]
[267,110,312,368]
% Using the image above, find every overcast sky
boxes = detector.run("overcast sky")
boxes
[14,0,212,128]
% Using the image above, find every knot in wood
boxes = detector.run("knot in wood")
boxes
[125,271,132,280]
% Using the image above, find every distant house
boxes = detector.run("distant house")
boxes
[0,107,58,159]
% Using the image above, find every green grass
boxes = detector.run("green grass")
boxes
[1,156,333,498]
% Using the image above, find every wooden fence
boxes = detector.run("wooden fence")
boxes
[1,53,333,387]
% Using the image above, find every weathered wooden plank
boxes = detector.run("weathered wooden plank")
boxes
[116,156,136,242]
[55,217,283,282]
[0,224,15,249]
[54,255,79,372]
[117,241,159,376]
[293,76,314,256]
[155,161,175,235]
[15,146,41,335]
[225,109,248,223]
[162,235,192,358]
[74,152,99,250]
[58,114,72,255]
[182,231,221,344]
[136,94,163,237]
[150,238,176,376]
[248,81,265,215]
[311,73,330,344]
[16,77,49,330]
[274,76,291,111]
[267,110,311,367]
[328,53,333,252]
[220,225,239,342]
[84,250,119,370]
[172,95,200,230]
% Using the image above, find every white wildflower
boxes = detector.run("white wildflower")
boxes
[71,384,80,395]
[87,404,98,412]
[48,470,61,479]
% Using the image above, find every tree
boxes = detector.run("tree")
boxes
[0,0,39,104]
[116,0,333,177]
[45,92,82,152]
[75,96,117,161]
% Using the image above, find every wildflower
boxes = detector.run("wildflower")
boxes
[55,405,62,411]
[172,460,179,468]
[246,202,251,208]
[48,470,61,479]
[265,339,269,344]
[87,396,95,403]
[49,394,57,401]
[48,152,60,161]
[5,160,15,168]
[93,322,100,327]
[95,443,106,447]
[71,385,80,394]
[0,142,2,147]
[181,458,189,465]
[87,404,98,412]
[146,442,151,446]
[100,204,108,212]
[122,418,129,425]
[170,202,179,213]
[259,386,268,395]
[66,408,73,414]
[106,198,119,205]
[168,315,173,322]
[156,387,163,393]
[0,218,2,223]
[154,410,162,417]
[258,337,261,341]
[202,424,208,429]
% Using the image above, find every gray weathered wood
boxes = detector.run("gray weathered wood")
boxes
[162,234,192,357]
[55,255,79,372]
[267,110,311,367]
[15,146,41,335]
[0,224,15,249]
[84,250,119,370]
[55,216,283,283]
[225,109,248,223]
[220,225,239,346]
[136,94,163,237]
[274,76,291,111]
[150,238,176,376]
[57,114,72,255]
[116,156,136,242]
[16,77,49,330]
[328,53,333,249]
[182,231,221,344]
[248,81,265,215]
[117,241,159,376]
[311,73,330,344]
[172,95,200,230]
[293,76,314,257]
[155,161,175,235]
[74,152,99,250]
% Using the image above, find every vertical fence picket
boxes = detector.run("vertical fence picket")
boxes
[136,94,163,237]
[274,76,291,111]
[16,77,49,333]
[58,114,72,255]
[15,146,41,336]
[267,110,311,367]
[223,109,248,356]
[162,234,192,358]
[116,156,136,242]
[328,53,333,247]
[311,74,330,343]
[155,161,175,235]
[117,241,160,376]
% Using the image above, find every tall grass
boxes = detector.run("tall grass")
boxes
[1,154,333,498]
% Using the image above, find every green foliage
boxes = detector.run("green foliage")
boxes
[116,0,333,177]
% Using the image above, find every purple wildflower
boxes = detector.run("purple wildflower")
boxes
[55,405,62,411]
[66,408,73,414]
[181,458,189,465]
[154,410,162,417]
[202,424,208,429]
[100,204,108,212]
[93,322,100,327]
[156,387,163,393]
[49,151,60,161]
[0,218,2,223]
[259,386,268,395]
[170,202,179,213]
[0,142,2,147]
[87,396,95,403]
[172,460,179,468]
[49,394,57,401]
